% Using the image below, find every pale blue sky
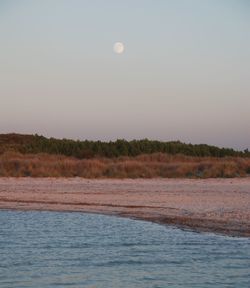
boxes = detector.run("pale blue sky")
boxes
[0,0,249,149]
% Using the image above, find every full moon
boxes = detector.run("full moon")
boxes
[113,42,125,54]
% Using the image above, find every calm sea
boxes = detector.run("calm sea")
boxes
[0,210,249,288]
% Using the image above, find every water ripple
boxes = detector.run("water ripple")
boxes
[0,210,249,288]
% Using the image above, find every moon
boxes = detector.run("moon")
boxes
[113,42,125,54]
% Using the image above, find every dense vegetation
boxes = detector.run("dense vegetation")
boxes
[0,133,249,159]
[1,151,250,178]
[0,134,249,178]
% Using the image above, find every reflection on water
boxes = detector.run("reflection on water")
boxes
[0,210,249,288]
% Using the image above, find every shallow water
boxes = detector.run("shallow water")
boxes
[0,210,249,288]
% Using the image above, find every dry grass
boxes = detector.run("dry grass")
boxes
[0,151,250,178]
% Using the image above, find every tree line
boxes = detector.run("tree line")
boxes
[8,134,248,159]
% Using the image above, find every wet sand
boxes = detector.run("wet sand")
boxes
[0,178,250,237]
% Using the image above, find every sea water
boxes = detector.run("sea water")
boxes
[0,210,249,288]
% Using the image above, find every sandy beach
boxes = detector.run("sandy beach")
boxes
[0,177,250,237]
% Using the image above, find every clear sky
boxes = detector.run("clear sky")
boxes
[0,0,249,150]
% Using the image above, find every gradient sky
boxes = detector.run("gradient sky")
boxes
[1,0,249,149]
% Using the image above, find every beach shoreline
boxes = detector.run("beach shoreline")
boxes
[1,177,250,237]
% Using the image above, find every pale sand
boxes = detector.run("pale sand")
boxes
[0,178,250,237]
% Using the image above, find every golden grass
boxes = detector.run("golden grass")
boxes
[0,151,250,178]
